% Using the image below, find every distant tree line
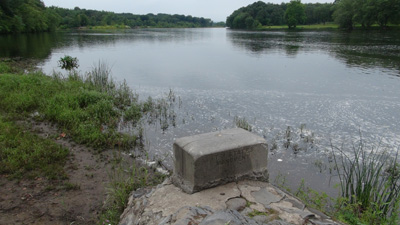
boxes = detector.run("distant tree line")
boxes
[226,0,400,29]
[333,0,400,29]
[50,7,214,29]
[0,0,218,34]
[226,1,334,29]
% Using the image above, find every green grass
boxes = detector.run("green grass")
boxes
[0,65,142,149]
[0,62,12,73]
[0,115,69,179]
[258,23,400,31]
[259,23,339,30]
[98,158,167,225]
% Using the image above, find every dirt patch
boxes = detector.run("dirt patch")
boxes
[0,120,128,225]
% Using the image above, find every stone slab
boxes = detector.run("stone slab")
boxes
[119,179,341,225]
[172,128,269,193]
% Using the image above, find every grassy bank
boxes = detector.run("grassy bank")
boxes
[0,60,170,224]
[0,61,144,149]
[259,23,339,30]
[256,23,400,31]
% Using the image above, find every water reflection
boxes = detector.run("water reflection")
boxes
[226,30,305,57]
[0,28,211,60]
[0,32,64,59]
[227,29,400,76]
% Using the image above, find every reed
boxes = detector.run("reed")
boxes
[234,116,252,131]
[331,138,400,223]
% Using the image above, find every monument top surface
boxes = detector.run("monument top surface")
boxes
[174,128,266,160]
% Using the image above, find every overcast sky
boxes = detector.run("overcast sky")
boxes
[42,0,334,22]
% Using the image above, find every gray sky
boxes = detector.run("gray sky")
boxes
[42,0,333,22]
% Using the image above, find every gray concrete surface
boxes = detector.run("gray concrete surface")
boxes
[172,128,269,193]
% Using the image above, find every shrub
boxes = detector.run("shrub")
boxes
[58,55,79,71]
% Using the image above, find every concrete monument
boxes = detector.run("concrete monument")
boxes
[172,128,269,193]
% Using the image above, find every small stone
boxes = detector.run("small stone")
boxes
[199,209,257,225]
[266,220,294,225]
[226,197,247,212]
[251,188,282,207]
[172,206,214,225]
[252,215,269,224]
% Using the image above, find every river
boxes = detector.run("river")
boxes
[2,28,400,195]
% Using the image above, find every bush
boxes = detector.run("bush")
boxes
[58,55,79,71]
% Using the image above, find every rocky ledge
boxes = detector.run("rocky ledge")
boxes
[119,178,340,225]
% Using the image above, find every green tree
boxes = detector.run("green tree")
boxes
[79,14,89,26]
[375,0,400,27]
[333,0,355,29]
[226,1,286,29]
[285,0,306,28]
[314,4,334,24]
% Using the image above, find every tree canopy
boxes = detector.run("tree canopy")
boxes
[0,0,60,33]
[226,1,334,29]
[226,1,286,29]
[285,0,306,28]
[333,0,400,29]
[0,0,219,33]
[226,0,399,30]
[49,7,214,29]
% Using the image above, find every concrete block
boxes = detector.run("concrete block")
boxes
[172,128,268,194]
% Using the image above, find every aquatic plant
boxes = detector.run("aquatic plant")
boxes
[58,55,79,71]
[234,116,252,131]
[331,138,400,224]
[85,61,114,93]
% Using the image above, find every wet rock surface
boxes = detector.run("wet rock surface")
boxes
[119,179,340,225]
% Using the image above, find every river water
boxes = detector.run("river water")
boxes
[2,28,400,194]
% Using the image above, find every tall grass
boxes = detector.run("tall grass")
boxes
[98,153,166,225]
[0,60,178,149]
[331,139,400,224]
[0,64,138,149]
[85,61,114,93]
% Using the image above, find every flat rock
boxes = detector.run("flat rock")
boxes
[226,197,247,211]
[251,187,283,207]
[119,179,340,225]
[199,209,257,225]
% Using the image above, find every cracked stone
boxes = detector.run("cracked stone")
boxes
[251,188,283,207]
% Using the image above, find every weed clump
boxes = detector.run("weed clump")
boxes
[98,159,166,224]
[274,136,400,224]
[58,55,79,71]
[331,139,400,224]
[0,60,175,149]
[234,116,252,131]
